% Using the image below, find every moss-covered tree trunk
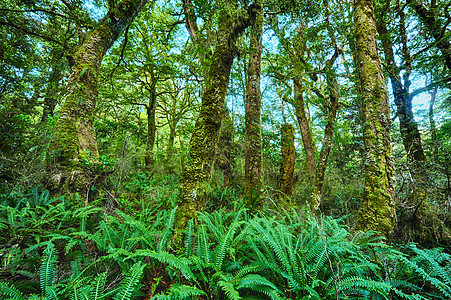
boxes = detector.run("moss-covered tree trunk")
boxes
[178,1,259,228]
[293,77,316,180]
[429,88,438,157]
[280,124,295,199]
[145,92,157,170]
[216,106,233,186]
[244,2,263,207]
[354,0,396,238]
[49,0,148,198]
[166,123,177,161]
[41,55,64,123]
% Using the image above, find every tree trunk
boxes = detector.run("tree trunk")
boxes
[354,0,396,238]
[376,11,425,162]
[313,62,340,203]
[216,106,233,186]
[244,1,263,208]
[166,124,176,161]
[279,124,295,199]
[293,77,316,180]
[41,67,63,123]
[49,0,148,198]
[145,94,156,170]
[177,1,259,228]
[429,87,438,157]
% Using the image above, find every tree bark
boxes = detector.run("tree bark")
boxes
[177,1,259,228]
[279,124,295,199]
[216,106,233,186]
[49,0,148,197]
[166,123,177,161]
[376,9,425,162]
[293,77,316,180]
[145,92,157,170]
[244,1,263,208]
[41,53,64,123]
[429,87,438,157]
[354,0,396,238]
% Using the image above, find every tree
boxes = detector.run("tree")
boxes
[244,0,264,207]
[376,1,425,163]
[177,0,260,228]
[353,0,396,238]
[48,0,150,199]
[269,5,342,210]
[279,123,295,199]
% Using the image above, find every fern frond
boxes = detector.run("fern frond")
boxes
[161,284,206,299]
[0,282,25,300]
[184,219,194,257]
[113,262,145,300]
[339,276,390,296]
[133,250,196,282]
[90,272,107,300]
[40,243,58,296]
[218,280,241,300]
[215,221,242,269]
[158,207,176,252]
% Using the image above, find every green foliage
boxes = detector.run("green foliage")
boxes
[1,193,450,300]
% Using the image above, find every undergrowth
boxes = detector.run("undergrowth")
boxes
[0,188,450,299]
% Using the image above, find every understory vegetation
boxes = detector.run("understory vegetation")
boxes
[0,184,450,299]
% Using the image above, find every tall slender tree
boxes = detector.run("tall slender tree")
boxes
[376,1,425,162]
[353,0,396,238]
[244,0,264,207]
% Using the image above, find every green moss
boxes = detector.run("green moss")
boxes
[354,0,396,238]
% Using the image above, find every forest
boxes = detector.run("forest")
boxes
[1,0,451,298]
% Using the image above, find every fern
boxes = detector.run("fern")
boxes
[215,220,243,269]
[0,282,25,300]
[218,280,241,300]
[112,262,145,300]
[40,243,58,296]
[152,284,207,300]
[90,272,108,300]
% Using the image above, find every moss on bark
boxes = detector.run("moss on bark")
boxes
[177,1,259,229]
[48,0,148,199]
[279,124,295,200]
[244,3,263,208]
[354,0,396,238]
[216,107,233,186]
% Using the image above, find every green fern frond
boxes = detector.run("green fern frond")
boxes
[163,284,207,299]
[399,254,451,298]
[215,221,242,269]
[40,243,58,296]
[339,276,391,296]
[0,282,25,300]
[196,225,211,264]
[158,207,176,252]
[134,250,196,282]
[184,219,194,257]
[218,280,241,300]
[112,262,145,300]
[90,272,107,300]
